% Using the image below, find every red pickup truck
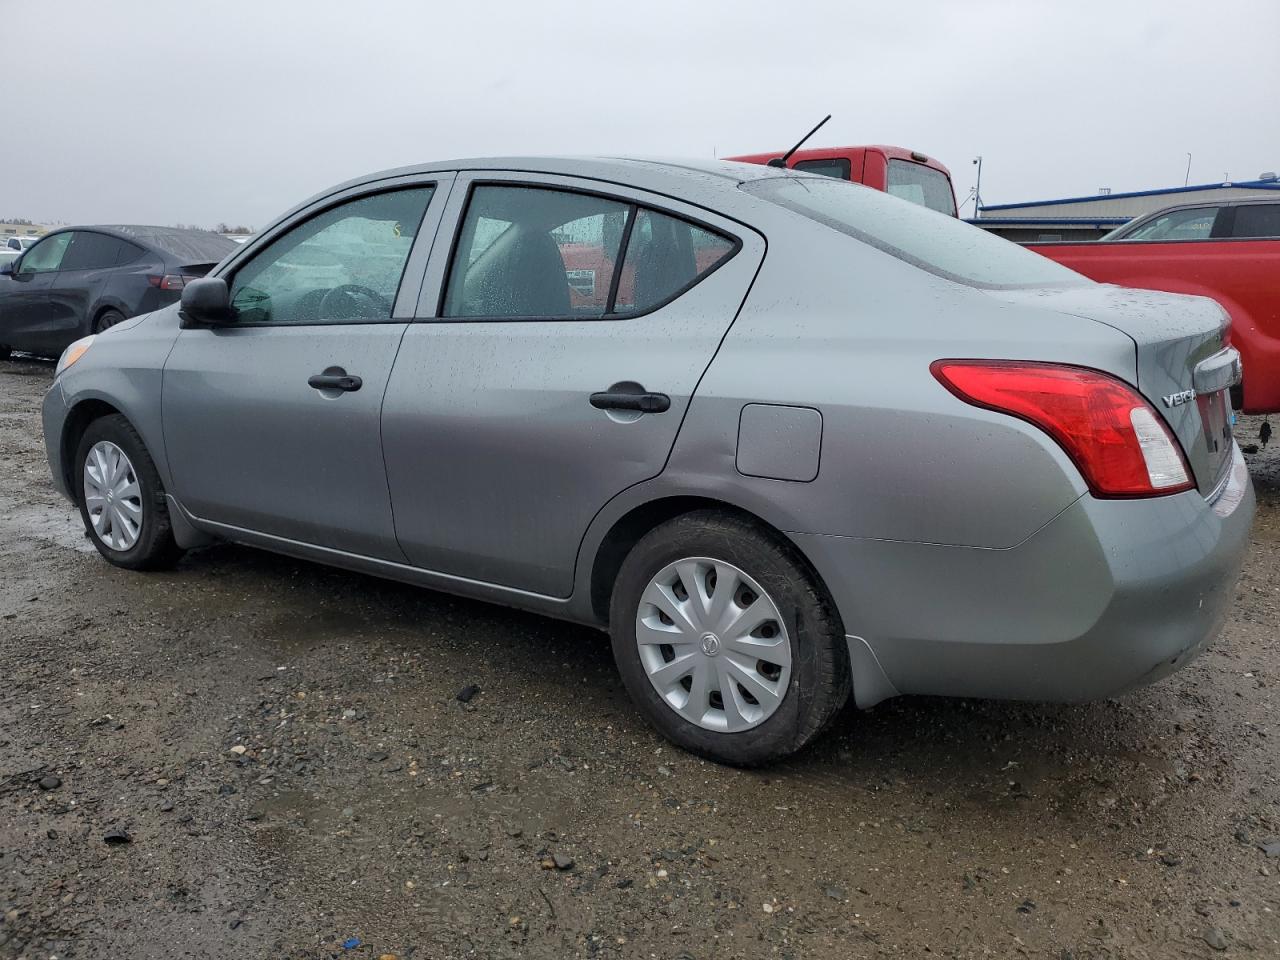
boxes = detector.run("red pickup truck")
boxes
[1030,198,1280,413]
[727,145,958,217]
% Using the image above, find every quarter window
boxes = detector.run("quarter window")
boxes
[1231,203,1280,239]
[228,187,434,325]
[443,185,736,319]
[613,210,736,313]
[17,233,72,275]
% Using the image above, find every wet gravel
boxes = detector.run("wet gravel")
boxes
[2,355,1278,959]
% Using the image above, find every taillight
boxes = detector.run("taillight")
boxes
[147,275,191,290]
[931,360,1194,498]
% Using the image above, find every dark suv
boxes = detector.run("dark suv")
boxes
[0,225,238,359]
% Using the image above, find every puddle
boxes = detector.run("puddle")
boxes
[0,495,95,554]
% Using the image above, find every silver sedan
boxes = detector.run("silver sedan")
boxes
[40,157,1254,765]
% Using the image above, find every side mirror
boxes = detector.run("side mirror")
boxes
[179,277,233,327]
[0,260,13,276]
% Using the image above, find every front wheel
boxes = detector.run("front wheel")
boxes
[74,414,183,570]
[609,510,851,766]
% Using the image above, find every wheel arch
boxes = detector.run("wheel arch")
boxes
[585,493,840,630]
[60,398,126,495]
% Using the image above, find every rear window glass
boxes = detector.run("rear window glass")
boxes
[793,158,850,180]
[886,159,957,216]
[1231,204,1280,239]
[744,176,1086,290]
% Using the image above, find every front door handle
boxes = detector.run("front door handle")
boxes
[308,371,363,392]
[590,390,671,413]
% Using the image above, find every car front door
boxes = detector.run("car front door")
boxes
[381,173,765,597]
[162,176,452,558]
[0,232,72,352]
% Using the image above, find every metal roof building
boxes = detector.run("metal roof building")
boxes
[970,176,1280,242]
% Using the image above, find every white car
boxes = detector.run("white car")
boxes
[4,236,38,253]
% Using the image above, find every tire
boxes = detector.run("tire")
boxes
[0,345,10,361]
[609,510,851,766]
[94,309,127,332]
[73,414,183,570]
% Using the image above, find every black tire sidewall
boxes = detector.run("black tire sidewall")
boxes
[95,310,126,333]
[73,415,176,569]
[610,511,847,766]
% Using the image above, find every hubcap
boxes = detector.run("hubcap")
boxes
[83,440,142,551]
[636,557,791,732]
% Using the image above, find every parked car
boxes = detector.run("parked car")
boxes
[5,236,38,252]
[1028,198,1280,413]
[727,145,958,216]
[0,225,238,359]
[42,158,1252,765]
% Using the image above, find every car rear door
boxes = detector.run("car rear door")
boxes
[162,175,453,558]
[48,231,127,341]
[381,171,765,597]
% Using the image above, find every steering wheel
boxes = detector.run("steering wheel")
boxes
[319,284,392,320]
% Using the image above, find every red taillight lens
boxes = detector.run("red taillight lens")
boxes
[931,360,1194,498]
[147,275,190,290]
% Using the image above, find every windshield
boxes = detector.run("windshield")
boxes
[885,159,957,216]
[743,177,1088,290]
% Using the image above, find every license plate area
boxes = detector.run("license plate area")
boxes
[1197,388,1233,478]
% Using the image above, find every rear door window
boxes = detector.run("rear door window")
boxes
[1230,204,1280,238]
[442,185,737,319]
[793,158,851,180]
[60,232,124,271]
[886,159,957,215]
[444,186,629,318]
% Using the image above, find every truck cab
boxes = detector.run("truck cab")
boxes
[726,145,958,217]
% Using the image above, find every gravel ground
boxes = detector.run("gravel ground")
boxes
[2,355,1278,960]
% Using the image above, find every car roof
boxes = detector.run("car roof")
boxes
[47,224,240,261]
[262,157,819,240]
[322,156,813,204]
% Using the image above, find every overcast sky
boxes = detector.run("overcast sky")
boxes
[4,0,1277,228]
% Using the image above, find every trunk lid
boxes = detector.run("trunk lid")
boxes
[987,283,1237,496]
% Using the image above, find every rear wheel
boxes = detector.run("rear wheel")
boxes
[609,510,850,766]
[94,309,127,332]
[74,415,183,570]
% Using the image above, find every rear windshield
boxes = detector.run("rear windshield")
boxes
[743,177,1087,290]
[886,159,957,216]
[121,228,239,264]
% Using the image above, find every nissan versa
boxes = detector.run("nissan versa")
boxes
[41,158,1254,766]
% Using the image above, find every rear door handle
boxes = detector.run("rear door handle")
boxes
[308,372,363,392]
[590,391,671,414]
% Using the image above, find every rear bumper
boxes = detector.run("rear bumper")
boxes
[792,444,1254,706]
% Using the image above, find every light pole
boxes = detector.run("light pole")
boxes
[972,156,984,217]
